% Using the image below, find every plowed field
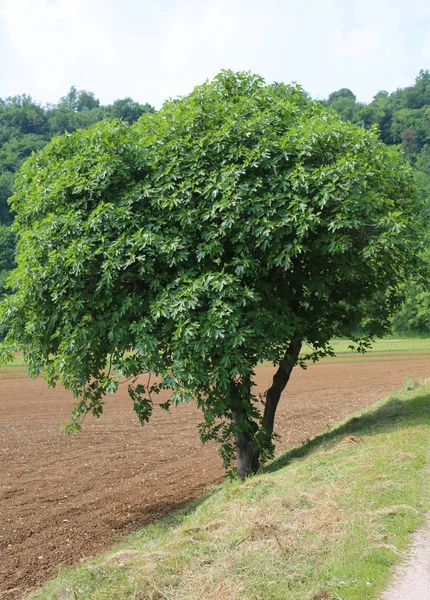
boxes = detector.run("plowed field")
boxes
[1,356,430,599]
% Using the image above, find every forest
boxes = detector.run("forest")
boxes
[0,72,429,335]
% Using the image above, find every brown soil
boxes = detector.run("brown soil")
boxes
[1,357,430,599]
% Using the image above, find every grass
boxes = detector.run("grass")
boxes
[303,338,430,365]
[0,353,28,379]
[27,380,430,600]
[2,338,430,380]
[254,337,430,367]
[328,338,430,354]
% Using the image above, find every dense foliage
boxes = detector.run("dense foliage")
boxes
[1,74,430,333]
[0,224,15,338]
[0,71,425,477]
[390,249,430,333]
[0,88,154,225]
[0,88,154,315]
[324,70,430,333]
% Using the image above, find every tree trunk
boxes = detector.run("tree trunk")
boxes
[258,338,302,453]
[230,377,259,480]
[232,408,259,480]
[231,339,302,479]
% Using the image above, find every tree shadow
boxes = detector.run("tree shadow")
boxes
[107,483,223,536]
[263,389,430,475]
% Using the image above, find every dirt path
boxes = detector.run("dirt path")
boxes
[380,518,430,600]
[1,357,430,599]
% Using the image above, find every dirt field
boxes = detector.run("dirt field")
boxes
[1,357,430,599]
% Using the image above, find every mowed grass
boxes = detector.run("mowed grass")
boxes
[306,338,430,364]
[28,381,430,600]
[256,337,430,367]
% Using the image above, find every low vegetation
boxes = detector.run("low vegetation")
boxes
[28,381,430,600]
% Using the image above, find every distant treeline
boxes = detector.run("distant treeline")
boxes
[1,74,429,334]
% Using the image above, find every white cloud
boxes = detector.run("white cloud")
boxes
[328,27,385,60]
[409,0,430,18]
[143,0,276,102]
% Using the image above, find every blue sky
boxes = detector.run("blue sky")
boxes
[1,0,429,108]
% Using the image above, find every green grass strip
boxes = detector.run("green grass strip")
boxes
[3,339,430,379]
[328,338,430,354]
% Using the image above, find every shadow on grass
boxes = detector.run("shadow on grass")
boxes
[264,389,430,475]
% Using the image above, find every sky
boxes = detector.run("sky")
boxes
[0,0,429,109]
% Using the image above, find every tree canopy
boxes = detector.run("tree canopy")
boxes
[0,71,425,477]
[2,73,430,336]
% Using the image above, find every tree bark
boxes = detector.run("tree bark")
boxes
[258,338,302,451]
[232,408,259,480]
[231,339,302,479]
[230,377,259,480]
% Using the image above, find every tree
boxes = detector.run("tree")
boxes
[356,91,394,144]
[390,108,430,150]
[0,88,154,232]
[391,249,430,334]
[401,127,419,156]
[107,98,155,123]
[0,71,425,478]
[0,224,16,338]
[59,86,100,112]
[0,95,48,136]
[0,224,15,278]
[401,70,430,109]
[0,171,15,224]
[325,88,360,122]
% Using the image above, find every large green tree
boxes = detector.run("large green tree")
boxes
[0,72,425,478]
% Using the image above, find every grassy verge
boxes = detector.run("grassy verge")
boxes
[28,381,430,600]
